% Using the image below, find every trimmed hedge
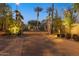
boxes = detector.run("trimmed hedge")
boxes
[57,34,65,38]
[72,34,79,41]
[65,33,71,39]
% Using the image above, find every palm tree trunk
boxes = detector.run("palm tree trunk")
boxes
[51,4,54,34]
[2,18,6,31]
[36,12,39,31]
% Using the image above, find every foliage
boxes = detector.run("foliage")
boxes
[53,17,63,33]
[40,20,47,31]
[46,7,52,16]
[28,20,40,31]
[0,3,12,31]
[28,20,40,26]
[63,9,74,33]
[15,10,24,20]
[34,7,43,31]
[35,6,43,17]
[7,20,21,34]
[73,3,79,13]
[8,24,20,34]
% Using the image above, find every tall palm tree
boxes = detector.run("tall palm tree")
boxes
[73,3,79,23]
[63,9,74,35]
[73,3,79,13]
[46,7,52,16]
[55,8,58,18]
[46,4,54,34]
[51,4,54,33]
[46,7,52,34]
[35,6,43,31]
[15,10,24,34]
[15,10,24,21]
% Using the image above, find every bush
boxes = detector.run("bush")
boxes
[60,34,65,38]
[57,34,60,37]
[72,34,79,41]
[57,34,65,38]
[65,33,71,39]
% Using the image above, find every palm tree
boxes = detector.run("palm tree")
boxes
[15,10,24,34]
[46,7,52,16]
[55,8,58,18]
[46,4,54,34]
[63,9,74,38]
[51,4,54,34]
[73,3,79,13]
[15,10,24,23]
[35,6,43,31]
[46,7,52,34]
[73,3,79,23]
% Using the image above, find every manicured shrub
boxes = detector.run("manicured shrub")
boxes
[65,33,71,39]
[72,34,79,41]
[60,34,65,38]
[57,34,60,37]
[57,34,65,38]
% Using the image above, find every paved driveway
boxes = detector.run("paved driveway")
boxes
[0,34,79,56]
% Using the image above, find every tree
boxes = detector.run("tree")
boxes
[73,3,79,13]
[54,17,62,34]
[34,6,43,31]
[46,4,54,34]
[63,9,74,34]
[0,3,12,31]
[28,20,40,31]
[51,4,54,33]
[0,17,4,30]
[73,3,79,23]
[40,20,47,31]
[55,9,58,18]
[46,16,52,34]
[52,8,59,33]
[46,7,52,16]
[46,7,53,34]
[15,10,24,33]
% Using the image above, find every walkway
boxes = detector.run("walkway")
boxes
[0,34,79,56]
